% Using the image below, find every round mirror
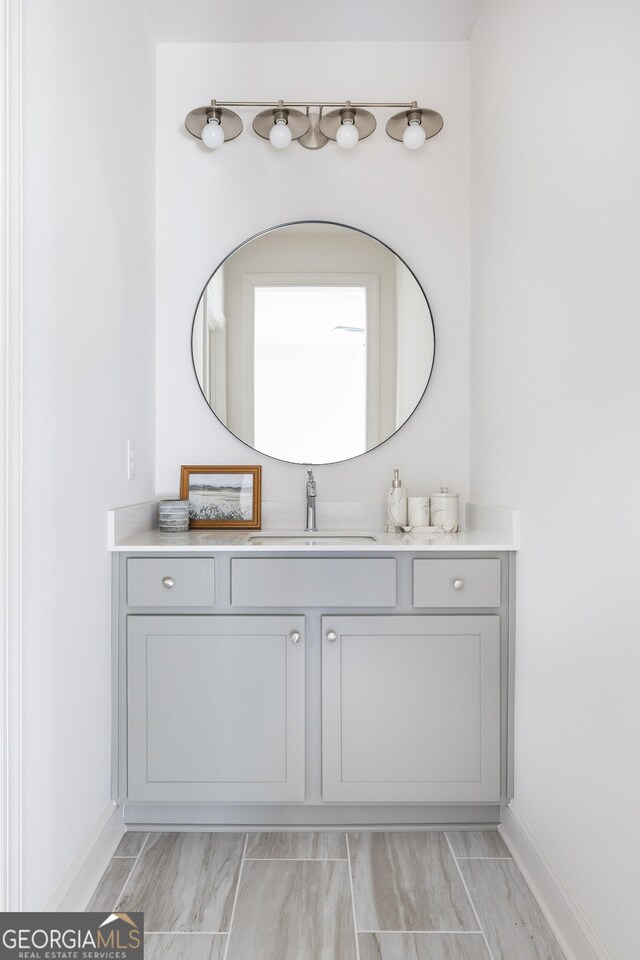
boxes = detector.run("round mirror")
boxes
[192,221,435,464]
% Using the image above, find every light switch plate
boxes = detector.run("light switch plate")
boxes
[127,439,136,480]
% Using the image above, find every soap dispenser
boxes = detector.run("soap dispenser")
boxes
[385,468,408,532]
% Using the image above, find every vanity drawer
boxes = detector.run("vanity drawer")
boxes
[413,559,501,608]
[127,558,215,608]
[231,558,396,607]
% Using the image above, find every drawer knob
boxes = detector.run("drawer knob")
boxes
[289,630,301,644]
[162,576,175,589]
[326,630,337,642]
[453,579,464,590]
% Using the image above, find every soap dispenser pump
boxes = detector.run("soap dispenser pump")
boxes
[385,468,408,532]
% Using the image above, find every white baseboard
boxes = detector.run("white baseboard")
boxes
[499,802,612,960]
[47,802,125,911]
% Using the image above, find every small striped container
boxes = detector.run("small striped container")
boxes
[158,499,190,532]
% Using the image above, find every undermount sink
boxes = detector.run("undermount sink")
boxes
[246,534,380,545]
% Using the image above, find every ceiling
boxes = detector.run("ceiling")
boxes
[142,0,484,42]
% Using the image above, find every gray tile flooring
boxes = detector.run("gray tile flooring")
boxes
[87,830,566,960]
[144,933,227,960]
[350,832,477,932]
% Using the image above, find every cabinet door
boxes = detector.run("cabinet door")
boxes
[128,615,305,801]
[322,615,500,802]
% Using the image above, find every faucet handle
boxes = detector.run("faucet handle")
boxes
[306,468,316,494]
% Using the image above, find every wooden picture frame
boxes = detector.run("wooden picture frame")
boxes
[179,465,262,529]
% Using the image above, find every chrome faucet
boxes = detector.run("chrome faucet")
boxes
[305,468,317,532]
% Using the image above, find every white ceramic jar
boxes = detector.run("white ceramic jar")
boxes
[429,487,460,532]
[408,496,430,528]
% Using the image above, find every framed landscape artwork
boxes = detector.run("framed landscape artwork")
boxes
[179,465,262,529]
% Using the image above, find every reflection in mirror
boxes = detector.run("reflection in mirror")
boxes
[192,222,435,464]
[254,285,367,462]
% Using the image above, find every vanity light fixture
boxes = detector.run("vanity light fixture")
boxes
[184,100,443,152]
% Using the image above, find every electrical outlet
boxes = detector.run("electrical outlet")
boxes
[127,440,136,480]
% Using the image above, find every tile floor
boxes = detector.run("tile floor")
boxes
[87,830,566,960]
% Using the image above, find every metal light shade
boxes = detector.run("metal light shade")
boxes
[184,104,243,143]
[386,107,444,142]
[252,107,310,142]
[319,106,376,142]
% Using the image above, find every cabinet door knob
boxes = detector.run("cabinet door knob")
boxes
[326,630,337,642]
[162,576,175,589]
[453,579,464,590]
[289,630,301,644]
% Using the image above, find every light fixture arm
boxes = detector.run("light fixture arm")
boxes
[339,102,356,125]
[406,102,423,126]
[203,100,421,109]
[205,103,223,125]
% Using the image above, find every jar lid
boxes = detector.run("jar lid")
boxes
[430,487,458,498]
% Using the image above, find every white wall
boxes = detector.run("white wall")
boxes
[470,2,640,958]
[21,0,156,907]
[156,42,470,504]
[396,256,434,425]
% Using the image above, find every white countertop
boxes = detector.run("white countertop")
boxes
[107,500,519,552]
[111,527,517,552]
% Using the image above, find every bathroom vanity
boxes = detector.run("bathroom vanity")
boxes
[110,513,517,829]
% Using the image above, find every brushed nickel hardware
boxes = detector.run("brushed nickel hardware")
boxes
[326,630,338,642]
[185,99,443,152]
[289,630,301,644]
[305,468,317,532]
[453,579,464,590]
[162,576,175,589]
[299,106,329,150]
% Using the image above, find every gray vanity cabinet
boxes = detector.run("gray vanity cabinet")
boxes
[321,615,501,802]
[115,549,513,825]
[127,615,305,802]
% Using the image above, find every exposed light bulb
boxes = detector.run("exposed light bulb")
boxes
[336,120,359,150]
[202,117,224,149]
[403,119,426,150]
[269,118,292,149]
